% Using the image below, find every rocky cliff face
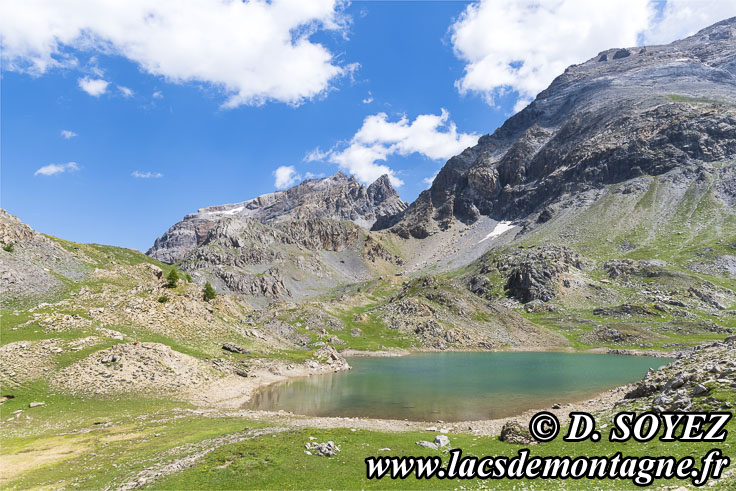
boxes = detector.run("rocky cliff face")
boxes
[0,209,88,305]
[148,172,406,263]
[174,215,402,302]
[380,18,736,238]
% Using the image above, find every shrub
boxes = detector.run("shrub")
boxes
[158,295,169,303]
[203,281,217,301]
[184,273,193,283]
[166,269,179,288]
[2,242,13,252]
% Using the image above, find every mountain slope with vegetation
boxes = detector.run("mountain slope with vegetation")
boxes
[2,18,736,490]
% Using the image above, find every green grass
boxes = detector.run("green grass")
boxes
[667,94,734,105]
[4,370,734,490]
[520,307,730,351]
[332,305,413,351]
[1,395,266,489]
[154,406,736,490]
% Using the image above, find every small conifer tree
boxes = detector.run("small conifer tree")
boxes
[203,281,217,301]
[166,269,179,288]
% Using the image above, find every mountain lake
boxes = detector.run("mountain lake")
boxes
[246,351,672,421]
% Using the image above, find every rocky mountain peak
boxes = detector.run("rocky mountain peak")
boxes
[367,174,399,201]
[147,172,407,264]
[380,17,736,239]
[328,171,350,181]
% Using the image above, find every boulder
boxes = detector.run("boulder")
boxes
[434,435,450,448]
[222,342,249,354]
[499,421,536,445]
[692,383,710,396]
[304,441,340,457]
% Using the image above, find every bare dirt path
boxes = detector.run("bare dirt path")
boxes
[118,426,290,490]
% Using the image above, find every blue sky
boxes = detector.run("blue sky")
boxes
[1,0,733,251]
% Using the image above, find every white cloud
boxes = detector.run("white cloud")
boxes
[645,0,736,45]
[422,171,439,188]
[34,162,79,176]
[132,170,163,178]
[78,77,109,96]
[304,171,325,179]
[362,91,373,104]
[0,0,351,107]
[60,129,77,139]
[512,97,533,114]
[118,85,134,97]
[304,147,330,162]
[449,0,736,108]
[450,0,653,106]
[152,90,163,99]
[312,109,478,186]
[274,165,300,189]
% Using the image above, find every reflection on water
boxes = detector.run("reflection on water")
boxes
[247,352,671,421]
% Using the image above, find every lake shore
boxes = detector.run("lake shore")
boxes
[341,346,675,358]
[193,375,639,438]
[192,348,677,434]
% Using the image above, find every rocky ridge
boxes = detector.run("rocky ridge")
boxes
[148,173,406,264]
[381,18,736,238]
[0,209,89,306]
[175,216,400,302]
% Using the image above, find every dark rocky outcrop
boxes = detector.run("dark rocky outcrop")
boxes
[603,259,667,279]
[592,304,659,317]
[499,421,536,445]
[495,246,587,303]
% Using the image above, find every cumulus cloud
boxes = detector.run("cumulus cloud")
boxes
[78,77,109,96]
[422,171,440,188]
[310,109,478,186]
[449,0,736,109]
[118,85,134,97]
[34,162,79,176]
[274,165,300,189]
[0,0,350,107]
[60,129,77,139]
[450,0,653,107]
[644,0,736,44]
[132,170,163,178]
[152,91,163,99]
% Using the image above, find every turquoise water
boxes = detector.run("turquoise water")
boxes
[247,352,672,421]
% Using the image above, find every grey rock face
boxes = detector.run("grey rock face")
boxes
[175,217,369,299]
[0,209,88,305]
[381,18,736,238]
[148,172,406,263]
